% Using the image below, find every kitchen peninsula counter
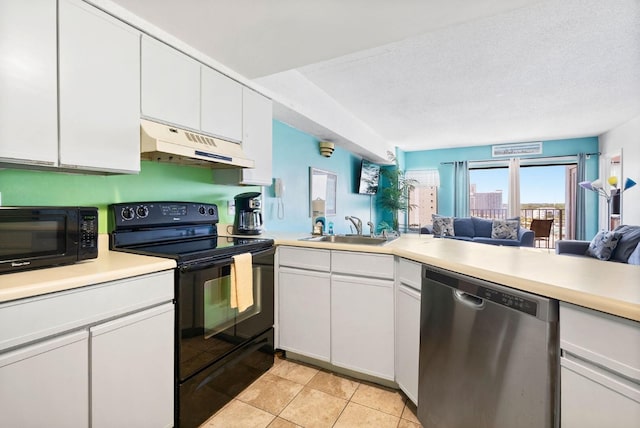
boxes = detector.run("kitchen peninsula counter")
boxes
[271,233,640,322]
[0,235,176,303]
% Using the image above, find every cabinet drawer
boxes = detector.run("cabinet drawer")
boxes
[331,251,394,279]
[560,302,640,381]
[561,362,640,427]
[398,258,422,290]
[0,270,174,352]
[278,246,330,272]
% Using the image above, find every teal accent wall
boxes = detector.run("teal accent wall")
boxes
[0,161,256,233]
[263,121,377,235]
[404,137,601,238]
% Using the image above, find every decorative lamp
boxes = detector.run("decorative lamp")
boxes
[319,141,335,158]
[579,176,637,229]
[624,177,637,191]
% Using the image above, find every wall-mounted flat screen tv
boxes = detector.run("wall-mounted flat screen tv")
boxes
[358,160,380,194]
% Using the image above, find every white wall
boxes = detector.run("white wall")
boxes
[599,114,640,226]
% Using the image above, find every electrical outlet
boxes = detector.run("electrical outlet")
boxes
[227,200,235,215]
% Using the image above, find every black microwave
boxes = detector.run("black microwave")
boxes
[0,206,99,274]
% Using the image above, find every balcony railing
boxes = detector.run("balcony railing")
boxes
[470,208,565,248]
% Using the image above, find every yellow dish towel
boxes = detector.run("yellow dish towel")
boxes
[230,253,253,312]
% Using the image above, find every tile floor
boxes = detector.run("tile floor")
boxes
[200,355,423,428]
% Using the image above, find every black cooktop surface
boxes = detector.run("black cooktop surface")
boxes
[114,236,274,266]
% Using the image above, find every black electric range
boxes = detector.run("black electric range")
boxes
[109,201,275,428]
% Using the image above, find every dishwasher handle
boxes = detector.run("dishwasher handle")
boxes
[453,290,485,310]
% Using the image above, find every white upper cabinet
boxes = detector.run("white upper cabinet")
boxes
[141,35,200,130]
[0,0,58,167]
[201,66,243,142]
[58,0,140,173]
[241,88,273,185]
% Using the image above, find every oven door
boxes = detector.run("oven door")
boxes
[177,247,274,382]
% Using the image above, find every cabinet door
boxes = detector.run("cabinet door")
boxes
[240,88,273,185]
[90,303,174,428]
[0,330,88,427]
[201,66,242,141]
[58,0,140,173]
[0,0,57,166]
[396,284,421,405]
[561,358,640,428]
[278,267,330,361]
[331,274,394,380]
[141,36,200,130]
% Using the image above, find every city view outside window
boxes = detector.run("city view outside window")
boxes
[470,165,570,247]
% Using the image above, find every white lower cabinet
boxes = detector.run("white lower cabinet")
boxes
[396,284,420,404]
[395,258,422,404]
[560,302,640,427]
[278,267,331,361]
[0,330,89,427]
[277,246,396,381]
[331,273,394,380]
[91,303,174,428]
[0,271,175,427]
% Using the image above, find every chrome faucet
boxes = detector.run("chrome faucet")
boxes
[367,221,375,237]
[345,216,363,235]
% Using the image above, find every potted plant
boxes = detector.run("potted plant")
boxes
[377,153,418,233]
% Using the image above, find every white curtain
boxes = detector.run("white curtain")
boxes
[508,157,521,218]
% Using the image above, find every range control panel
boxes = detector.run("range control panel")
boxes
[109,201,219,230]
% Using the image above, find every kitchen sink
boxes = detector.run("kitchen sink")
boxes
[299,234,394,245]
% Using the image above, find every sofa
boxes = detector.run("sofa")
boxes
[555,224,640,265]
[421,216,535,247]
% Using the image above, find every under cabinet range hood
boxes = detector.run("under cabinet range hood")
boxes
[140,119,254,169]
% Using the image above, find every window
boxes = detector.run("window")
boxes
[469,168,508,219]
[469,161,572,246]
[406,170,440,231]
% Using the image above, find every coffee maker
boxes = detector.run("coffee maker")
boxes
[233,192,263,235]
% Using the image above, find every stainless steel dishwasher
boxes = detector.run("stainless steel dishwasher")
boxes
[418,265,559,428]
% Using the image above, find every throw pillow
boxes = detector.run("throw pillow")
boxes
[610,225,640,263]
[432,215,454,237]
[471,217,493,237]
[585,231,622,261]
[627,244,640,265]
[453,217,475,238]
[491,219,519,240]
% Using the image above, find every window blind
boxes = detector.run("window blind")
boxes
[406,169,440,187]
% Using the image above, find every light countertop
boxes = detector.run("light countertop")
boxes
[269,232,640,322]
[2,231,638,323]
[0,235,176,303]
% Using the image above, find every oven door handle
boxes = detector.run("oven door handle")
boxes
[180,246,274,272]
[180,257,233,272]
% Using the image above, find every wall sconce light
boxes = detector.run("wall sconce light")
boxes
[319,141,335,158]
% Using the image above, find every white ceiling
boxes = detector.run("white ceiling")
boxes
[110,0,640,154]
